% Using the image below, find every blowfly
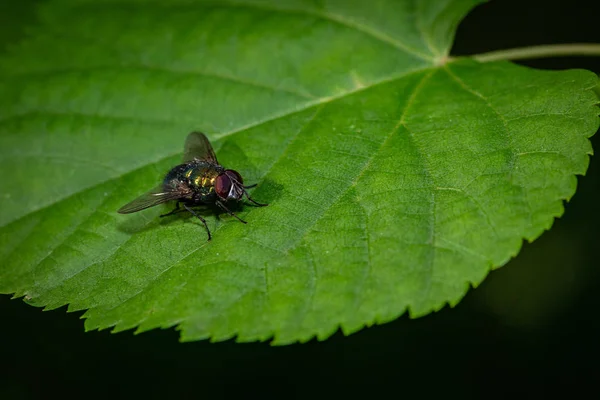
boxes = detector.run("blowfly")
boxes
[117,132,267,240]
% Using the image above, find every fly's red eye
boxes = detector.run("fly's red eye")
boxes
[215,174,231,198]
[225,170,243,185]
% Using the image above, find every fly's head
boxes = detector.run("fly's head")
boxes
[215,169,245,202]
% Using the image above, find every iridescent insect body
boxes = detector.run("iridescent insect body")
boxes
[117,132,267,240]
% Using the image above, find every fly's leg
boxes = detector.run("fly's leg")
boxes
[243,184,257,189]
[183,204,212,241]
[216,201,247,224]
[243,190,268,207]
[160,202,185,218]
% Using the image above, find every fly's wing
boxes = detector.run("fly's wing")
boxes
[183,131,218,163]
[117,185,185,214]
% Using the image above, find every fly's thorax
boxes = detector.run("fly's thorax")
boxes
[187,167,219,190]
[163,162,218,184]
[162,161,225,203]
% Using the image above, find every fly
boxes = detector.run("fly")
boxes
[117,131,267,240]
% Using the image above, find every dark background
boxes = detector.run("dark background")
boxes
[2,0,600,398]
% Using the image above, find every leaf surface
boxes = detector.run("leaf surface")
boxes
[0,0,597,344]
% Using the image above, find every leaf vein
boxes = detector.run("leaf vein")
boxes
[1,67,433,229]
[444,64,533,230]
[291,70,436,320]
[211,0,434,61]
[5,64,315,100]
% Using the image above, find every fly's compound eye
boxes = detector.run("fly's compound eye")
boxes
[225,169,243,185]
[215,174,232,199]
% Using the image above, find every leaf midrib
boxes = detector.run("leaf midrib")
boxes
[1,65,436,229]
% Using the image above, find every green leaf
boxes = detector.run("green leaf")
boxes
[0,0,598,344]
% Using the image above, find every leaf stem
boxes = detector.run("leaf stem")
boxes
[472,43,600,63]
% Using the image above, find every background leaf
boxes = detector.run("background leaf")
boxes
[0,0,597,344]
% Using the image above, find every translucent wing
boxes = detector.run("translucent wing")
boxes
[117,185,186,214]
[183,131,218,163]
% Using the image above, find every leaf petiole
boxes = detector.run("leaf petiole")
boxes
[471,43,600,62]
